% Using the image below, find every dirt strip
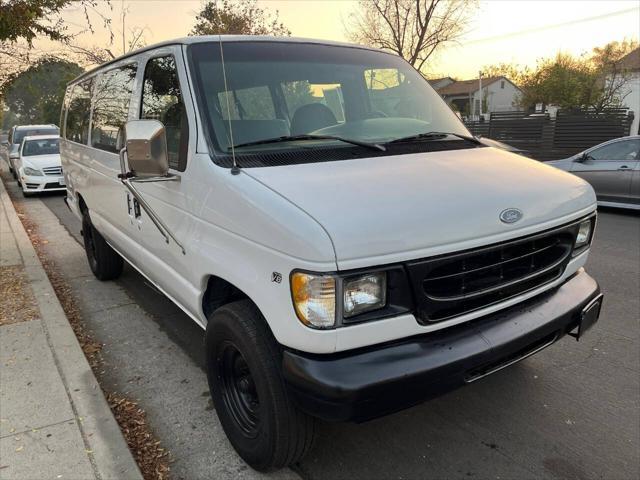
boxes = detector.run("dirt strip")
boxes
[0,265,40,325]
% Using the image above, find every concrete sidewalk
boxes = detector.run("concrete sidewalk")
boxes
[0,177,142,480]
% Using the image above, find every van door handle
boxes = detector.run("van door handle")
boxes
[617,165,631,170]
[133,199,141,218]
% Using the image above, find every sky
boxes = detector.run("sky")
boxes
[46,0,640,79]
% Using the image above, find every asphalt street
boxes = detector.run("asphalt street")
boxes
[5,175,639,480]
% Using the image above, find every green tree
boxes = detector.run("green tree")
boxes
[588,39,638,112]
[3,57,83,124]
[521,53,593,109]
[2,104,18,130]
[481,63,530,87]
[190,0,290,36]
[0,0,107,45]
[482,40,638,112]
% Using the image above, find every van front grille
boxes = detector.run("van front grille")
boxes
[43,166,62,175]
[406,222,581,323]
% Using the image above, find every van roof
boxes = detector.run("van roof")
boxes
[68,35,387,86]
[22,135,60,141]
[15,124,58,130]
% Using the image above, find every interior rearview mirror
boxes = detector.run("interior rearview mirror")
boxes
[123,119,169,178]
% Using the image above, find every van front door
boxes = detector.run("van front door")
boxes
[124,48,200,319]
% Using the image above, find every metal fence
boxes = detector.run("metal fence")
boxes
[464,109,635,160]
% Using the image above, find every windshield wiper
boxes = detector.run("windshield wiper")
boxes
[231,134,386,152]
[387,131,482,146]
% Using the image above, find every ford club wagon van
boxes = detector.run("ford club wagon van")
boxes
[60,36,603,471]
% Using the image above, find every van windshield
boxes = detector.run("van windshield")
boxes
[23,138,60,156]
[14,128,59,145]
[188,41,473,167]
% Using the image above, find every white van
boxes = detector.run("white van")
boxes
[61,36,603,471]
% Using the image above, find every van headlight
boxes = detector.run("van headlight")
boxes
[574,218,593,249]
[24,166,43,176]
[343,272,387,318]
[290,270,389,328]
[291,272,336,328]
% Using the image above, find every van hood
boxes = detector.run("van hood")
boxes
[245,147,596,269]
[22,154,61,169]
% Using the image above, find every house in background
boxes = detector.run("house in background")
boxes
[427,77,455,90]
[616,47,640,135]
[435,76,522,120]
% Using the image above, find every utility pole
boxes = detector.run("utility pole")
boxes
[121,0,126,55]
[478,70,483,118]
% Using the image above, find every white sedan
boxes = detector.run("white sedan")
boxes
[16,135,65,197]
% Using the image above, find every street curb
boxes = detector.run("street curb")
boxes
[0,179,143,480]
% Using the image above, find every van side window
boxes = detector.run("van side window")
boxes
[141,56,188,171]
[92,64,137,153]
[66,79,93,144]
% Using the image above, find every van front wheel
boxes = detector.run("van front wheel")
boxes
[205,300,316,472]
[82,211,123,281]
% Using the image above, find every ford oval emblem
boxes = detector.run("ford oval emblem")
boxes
[500,208,523,224]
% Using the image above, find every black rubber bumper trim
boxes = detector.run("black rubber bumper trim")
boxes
[282,269,601,423]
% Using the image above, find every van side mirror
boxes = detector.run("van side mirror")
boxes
[576,153,592,163]
[122,119,169,178]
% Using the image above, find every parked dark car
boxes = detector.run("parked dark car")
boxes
[546,136,639,210]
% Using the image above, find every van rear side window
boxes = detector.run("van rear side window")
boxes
[66,79,93,144]
[92,64,137,153]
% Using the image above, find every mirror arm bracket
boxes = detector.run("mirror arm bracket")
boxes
[118,148,186,255]
[131,174,180,183]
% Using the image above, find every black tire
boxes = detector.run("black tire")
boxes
[21,189,32,198]
[82,211,123,281]
[205,300,316,472]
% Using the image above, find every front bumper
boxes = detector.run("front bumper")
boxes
[282,268,601,422]
[20,172,65,193]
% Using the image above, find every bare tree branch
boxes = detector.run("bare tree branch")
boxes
[347,0,477,74]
